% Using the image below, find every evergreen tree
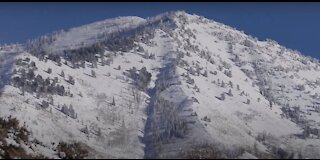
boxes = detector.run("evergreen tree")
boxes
[111,96,115,106]
[47,68,52,74]
[91,70,96,77]
[48,96,54,105]
[41,100,49,108]
[203,70,208,77]
[30,61,36,68]
[27,69,35,80]
[220,93,225,100]
[61,70,65,78]
[213,71,217,75]
[228,89,233,96]
[221,81,225,88]
[68,75,75,85]
[229,81,233,88]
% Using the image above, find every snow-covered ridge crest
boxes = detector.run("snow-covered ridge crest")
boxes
[26,16,147,55]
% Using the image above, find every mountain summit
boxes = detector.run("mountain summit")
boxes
[0,11,320,159]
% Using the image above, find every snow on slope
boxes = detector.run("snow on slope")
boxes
[1,11,320,159]
[41,16,146,54]
[0,49,154,158]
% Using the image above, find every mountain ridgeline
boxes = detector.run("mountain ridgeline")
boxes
[0,11,320,159]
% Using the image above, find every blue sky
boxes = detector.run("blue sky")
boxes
[0,2,320,58]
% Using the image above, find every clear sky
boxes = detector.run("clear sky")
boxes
[0,2,320,59]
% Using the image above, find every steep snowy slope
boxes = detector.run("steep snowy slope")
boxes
[1,11,320,159]
[27,16,146,55]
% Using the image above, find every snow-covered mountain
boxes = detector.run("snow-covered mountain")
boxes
[1,11,320,159]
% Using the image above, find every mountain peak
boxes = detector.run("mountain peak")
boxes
[2,11,320,159]
[167,10,189,16]
[146,10,192,24]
